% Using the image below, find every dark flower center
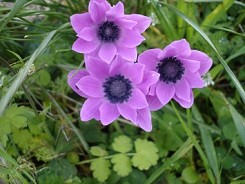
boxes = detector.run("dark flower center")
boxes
[103,74,133,103]
[98,21,120,43]
[156,57,185,84]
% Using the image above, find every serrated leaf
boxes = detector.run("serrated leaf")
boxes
[5,104,28,128]
[111,154,132,176]
[132,139,159,170]
[90,146,108,157]
[0,117,11,146]
[90,158,111,182]
[112,135,132,153]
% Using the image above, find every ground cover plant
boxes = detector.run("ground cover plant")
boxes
[0,0,245,183]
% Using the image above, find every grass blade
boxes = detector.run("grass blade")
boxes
[0,30,56,116]
[192,106,221,184]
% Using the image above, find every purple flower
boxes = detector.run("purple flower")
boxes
[67,56,159,131]
[70,0,151,63]
[138,39,212,109]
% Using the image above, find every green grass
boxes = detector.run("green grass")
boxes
[0,0,244,183]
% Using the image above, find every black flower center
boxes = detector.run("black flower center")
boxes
[156,57,185,84]
[103,74,133,103]
[98,21,120,43]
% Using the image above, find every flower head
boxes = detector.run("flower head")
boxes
[70,0,151,63]
[67,56,159,131]
[138,39,212,109]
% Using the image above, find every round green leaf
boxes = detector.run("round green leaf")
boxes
[111,154,132,176]
[90,146,108,157]
[182,166,199,184]
[90,158,111,182]
[112,135,133,153]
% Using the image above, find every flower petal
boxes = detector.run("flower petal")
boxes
[156,82,175,106]
[88,1,106,23]
[137,71,160,95]
[80,98,103,121]
[189,50,212,75]
[173,91,194,108]
[123,14,151,33]
[116,19,137,30]
[122,62,145,84]
[99,43,117,63]
[158,39,191,59]
[116,45,137,61]
[72,38,99,54]
[106,1,124,20]
[117,104,137,122]
[185,71,205,88]
[70,13,93,33]
[77,27,96,41]
[85,56,109,79]
[99,101,120,125]
[127,89,148,109]
[76,76,103,98]
[67,70,89,97]
[181,58,200,73]
[118,28,145,48]
[138,49,161,71]
[146,95,163,111]
[175,78,191,102]
[136,108,152,132]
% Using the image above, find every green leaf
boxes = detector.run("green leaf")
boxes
[35,70,51,86]
[112,135,132,153]
[90,158,111,182]
[5,104,28,128]
[12,129,32,151]
[111,154,132,177]
[90,146,108,157]
[182,167,199,184]
[132,139,159,170]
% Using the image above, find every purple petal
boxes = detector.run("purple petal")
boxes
[117,45,137,61]
[185,71,205,88]
[189,50,212,75]
[146,95,163,111]
[156,82,175,106]
[175,78,191,102]
[109,56,124,76]
[158,39,191,59]
[72,38,99,54]
[85,56,109,79]
[76,76,103,98]
[80,98,103,121]
[173,91,194,108]
[123,14,151,33]
[137,71,160,95]
[181,58,200,73]
[88,1,106,23]
[91,0,111,10]
[122,62,145,84]
[118,29,145,48]
[116,19,137,30]
[106,1,124,21]
[70,13,93,33]
[77,27,96,41]
[117,104,137,122]
[138,49,161,71]
[99,101,120,125]
[136,108,152,132]
[127,89,148,109]
[99,43,117,63]
[67,70,89,97]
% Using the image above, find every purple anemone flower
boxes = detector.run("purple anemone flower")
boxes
[70,0,151,63]
[138,39,212,109]
[67,56,159,131]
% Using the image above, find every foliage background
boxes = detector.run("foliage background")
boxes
[0,0,244,183]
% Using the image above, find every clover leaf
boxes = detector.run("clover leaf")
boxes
[111,153,132,176]
[90,158,111,182]
[132,139,159,170]
[112,135,132,153]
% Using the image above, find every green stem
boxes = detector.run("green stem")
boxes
[76,153,135,165]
